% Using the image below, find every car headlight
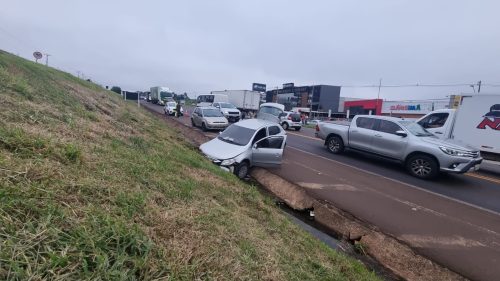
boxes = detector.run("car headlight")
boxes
[221,158,236,166]
[439,146,471,157]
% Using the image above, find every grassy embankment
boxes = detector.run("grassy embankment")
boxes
[0,50,379,280]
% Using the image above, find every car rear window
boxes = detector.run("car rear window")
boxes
[290,113,301,121]
[356,117,377,130]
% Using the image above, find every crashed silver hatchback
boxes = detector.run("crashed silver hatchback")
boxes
[200,118,287,179]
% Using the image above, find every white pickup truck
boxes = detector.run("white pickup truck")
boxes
[315,115,482,179]
[417,95,500,164]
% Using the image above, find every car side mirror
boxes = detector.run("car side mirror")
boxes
[395,130,407,137]
[252,143,258,149]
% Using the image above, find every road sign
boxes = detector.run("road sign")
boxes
[33,51,43,62]
[252,83,266,92]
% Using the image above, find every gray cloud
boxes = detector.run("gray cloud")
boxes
[1,0,499,99]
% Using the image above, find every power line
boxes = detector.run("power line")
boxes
[340,82,500,88]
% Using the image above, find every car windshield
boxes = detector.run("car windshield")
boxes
[220,103,236,108]
[203,109,224,117]
[400,121,435,137]
[218,124,256,146]
[167,102,176,107]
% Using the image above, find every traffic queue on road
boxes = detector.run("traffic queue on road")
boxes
[146,91,499,181]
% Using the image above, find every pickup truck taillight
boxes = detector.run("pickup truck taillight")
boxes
[288,116,292,120]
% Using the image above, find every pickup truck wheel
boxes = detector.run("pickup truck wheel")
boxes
[281,122,289,130]
[406,155,439,179]
[201,122,208,131]
[234,162,249,179]
[326,136,344,154]
[191,118,195,127]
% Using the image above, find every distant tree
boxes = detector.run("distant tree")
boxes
[110,86,121,94]
[183,92,189,100]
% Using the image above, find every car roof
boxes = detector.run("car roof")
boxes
[197,106,218,110]
[355,115,405,122]
[232,118,277,130]
[260,102,285,111]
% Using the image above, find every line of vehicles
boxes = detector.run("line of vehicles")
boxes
[196,94,498,180]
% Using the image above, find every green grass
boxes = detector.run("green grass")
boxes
[0,49,380,280]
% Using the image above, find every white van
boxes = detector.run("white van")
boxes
[196,94,229,107]
[417,95,500,163]
[256,103,285,124]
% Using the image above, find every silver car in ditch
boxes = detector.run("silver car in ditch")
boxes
[200,119,287,179]
[191,106,229,131]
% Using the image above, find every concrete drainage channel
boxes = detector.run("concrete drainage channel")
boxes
[147,109,466,281]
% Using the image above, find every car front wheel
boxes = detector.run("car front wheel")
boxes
[281,122,289,130]
[234,162,249,179]
[406,155,439,180]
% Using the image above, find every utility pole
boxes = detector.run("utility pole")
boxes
[377,78,382,100]
[44,53,51,66]
[477,80,482,93]
[377,78,382,115]
[77,71,81,79]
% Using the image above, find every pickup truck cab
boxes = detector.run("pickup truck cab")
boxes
[316,115,482,179]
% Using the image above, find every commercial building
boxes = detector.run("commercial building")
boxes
[381,99,451,118]
[265,84,341,115]
[343,99,383,117]
[343,97,454,118]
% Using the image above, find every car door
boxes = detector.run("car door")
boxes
[417,112,450,139]
[348,117,379,152]
[371,120,409,159]
[193,108,201,126]
[252,135,287,167]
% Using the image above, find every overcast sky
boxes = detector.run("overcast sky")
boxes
[1,0,499,99]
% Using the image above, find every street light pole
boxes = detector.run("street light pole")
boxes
[44,53,51,66]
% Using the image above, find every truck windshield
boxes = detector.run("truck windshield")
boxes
[259,106,282,117]
[218,124,256,146]
[202,109,224,117]
[400,121,434,137]
[160,92,173,99]
[220,103,236,108]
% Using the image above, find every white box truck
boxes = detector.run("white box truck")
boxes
[150,86,174,105]
[417,95,500,163]
[211,90,261,117]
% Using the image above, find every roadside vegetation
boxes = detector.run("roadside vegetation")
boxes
[0,50,379,280]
